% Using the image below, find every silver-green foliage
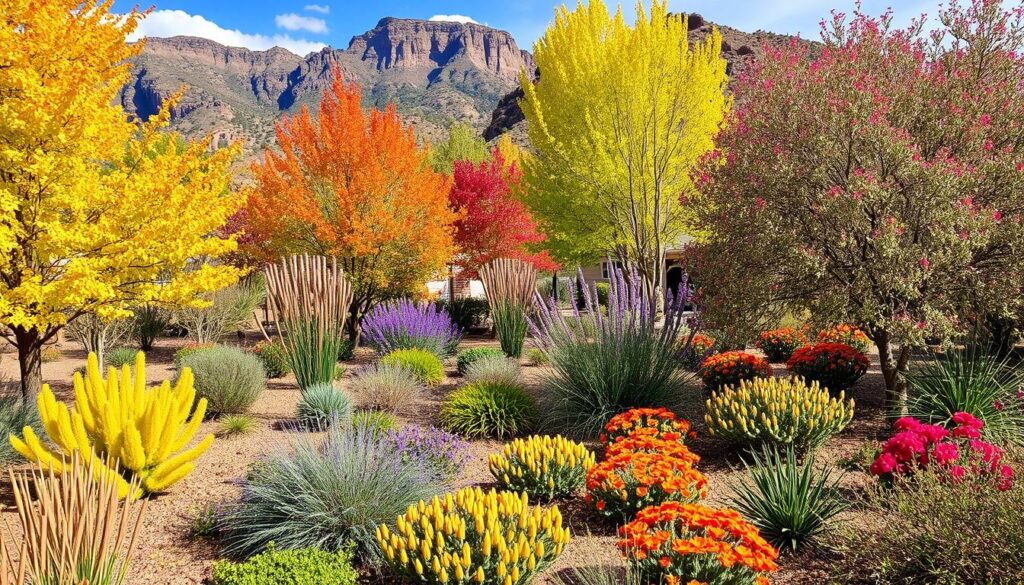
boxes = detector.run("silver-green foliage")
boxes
[179,345,266,416]
[0,396,42,464]
[297,384,352,430]
[348,363,424,414]
[463,355,521,386]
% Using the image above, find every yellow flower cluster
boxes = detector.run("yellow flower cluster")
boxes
[10,352,214,498]
[705,377,854,450]
[376,487,570,585]
[488,435,595,499]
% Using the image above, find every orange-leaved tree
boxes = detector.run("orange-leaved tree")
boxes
[245,66,457,339]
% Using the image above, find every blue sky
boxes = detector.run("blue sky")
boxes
[119,1,946,56]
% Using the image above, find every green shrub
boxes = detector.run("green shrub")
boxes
[179,345,265,416]
[348,362,424,414]
[296,384,352,430]
[220,414,258,437]
[211,544,358,585]
[132,304,168,351]
[437,297,490,330]
[105,346,137,368]
[786,343,869,392]
[730,447,846,552]
[440,381,538,439]
[464,354,521,386]
[456,347,505,375]
[173,278,265,344]
[835,462,1024,583]
[0,396,42,465]
[525,347,550,366]
[907,346,1024,445]
[380,348,444,386]
[189,502,222,539]
[220,422,441,560]
[337,338,355,361]
[351,410,396,437]
[594,282,610,306]
[173,342,216,368]
[251,340,291,378]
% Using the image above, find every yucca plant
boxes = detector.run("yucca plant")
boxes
[907,345,1024,445]
[3,455,147,585]
[729,447,846,552]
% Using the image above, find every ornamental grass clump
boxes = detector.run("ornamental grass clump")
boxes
[755,327,807,362]
[705,377,855,450]
[220,420,441,560]
[464,354,522,386]
[730,447,847,552]
[0,396,41,465]
[440,381,538,439]
[698,351,773,392]
[787,343,869,392]
[586,449,708,518]
[10,352,213,498]
[456,347,505,375]
[488,435,595,500]
[907,345,1024,446]
[296,383,352,430]
[179,345,266,416]
[376,486,571,585]
[362,299,462,357]
[348,362,425,414]
[617,502,779,584]
[381,348,445,386]
[480,258,538,358]
[816,323,871,354]
[529,266,693,438]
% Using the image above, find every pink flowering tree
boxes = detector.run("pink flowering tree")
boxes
[692,1,1024,408]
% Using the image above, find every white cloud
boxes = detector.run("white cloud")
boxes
[275,13,328,34]
[429,14,480,25]
[304,4,330,14]
[128,9,327,55]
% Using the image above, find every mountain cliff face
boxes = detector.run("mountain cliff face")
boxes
[120,18,535,154]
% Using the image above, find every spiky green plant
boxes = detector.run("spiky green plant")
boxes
[219,414,259,437]
[105,346,138,368]
[440,381,537,439]
[907,345,1024,445]
[289,320,347,391]
[0,396,42,465]
[491,301,529,359]
[729,447,846,552]
[297,384,352,430]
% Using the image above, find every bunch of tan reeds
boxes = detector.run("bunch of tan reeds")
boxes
[479,258,538,358]
[2,455,147,585]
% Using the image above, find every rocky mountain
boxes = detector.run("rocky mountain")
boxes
[120,18,535,154]
[483,13,808,142]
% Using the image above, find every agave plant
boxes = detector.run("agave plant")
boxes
[907,345,1024,445]
[528,265,696,438]
[729,447,846,552]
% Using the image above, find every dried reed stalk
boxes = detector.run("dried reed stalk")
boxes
[3,455,147,585]
[479,258,538,310]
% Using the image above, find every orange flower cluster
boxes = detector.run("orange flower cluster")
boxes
[618,501,779,584]
[587,409,706,518]
[816,323,871,354]
[698,351,773,392]
[679,333,718,370]
[600,407,695,446]
[755,327,807,362]
[787,342,869,392]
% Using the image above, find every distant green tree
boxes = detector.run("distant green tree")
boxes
[429,123,489,174]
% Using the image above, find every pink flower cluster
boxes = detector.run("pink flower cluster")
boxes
[870,412,1014,491]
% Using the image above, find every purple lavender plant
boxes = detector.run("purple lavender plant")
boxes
[528,263,700,438]
[385,425,469,482]
[361,299,462,357]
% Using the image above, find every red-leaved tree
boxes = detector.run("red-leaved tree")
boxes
[449,150,559,277]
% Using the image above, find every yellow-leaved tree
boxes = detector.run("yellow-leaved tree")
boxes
[519,0,729,311]
[0,1,243,397]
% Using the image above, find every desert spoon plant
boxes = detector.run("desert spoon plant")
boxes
[479,258,537,358]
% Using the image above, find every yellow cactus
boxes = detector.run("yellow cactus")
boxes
[9,352,213,498]
[377,486,570,585]
[704,377,854,450]
[488,435,595,500]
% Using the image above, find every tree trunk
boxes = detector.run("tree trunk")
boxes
[14,328,43,400]
[874,328,909,414]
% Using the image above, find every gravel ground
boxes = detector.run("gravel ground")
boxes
[0,335,892,584]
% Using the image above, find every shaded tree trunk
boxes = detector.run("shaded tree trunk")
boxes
[873,328,911,414]
[13,327,43,400]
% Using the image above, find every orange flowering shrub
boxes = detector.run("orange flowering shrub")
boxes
[787,342,869,392]
[816,324,871,354]
[600,408,694,447]
[698,351,773,392]
[679,333,718,370]
[604,431,702,464]
[755,327,807,362]
[585,450,708,518]
[618,502,779,585]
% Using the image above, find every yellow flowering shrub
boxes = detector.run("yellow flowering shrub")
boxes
[705,377,854,450]
[488,435,595,500]
[376,487,570,585]
[10,352,214,498]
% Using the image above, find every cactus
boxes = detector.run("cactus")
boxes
[705,377,854,450]
[9,351,213,498]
